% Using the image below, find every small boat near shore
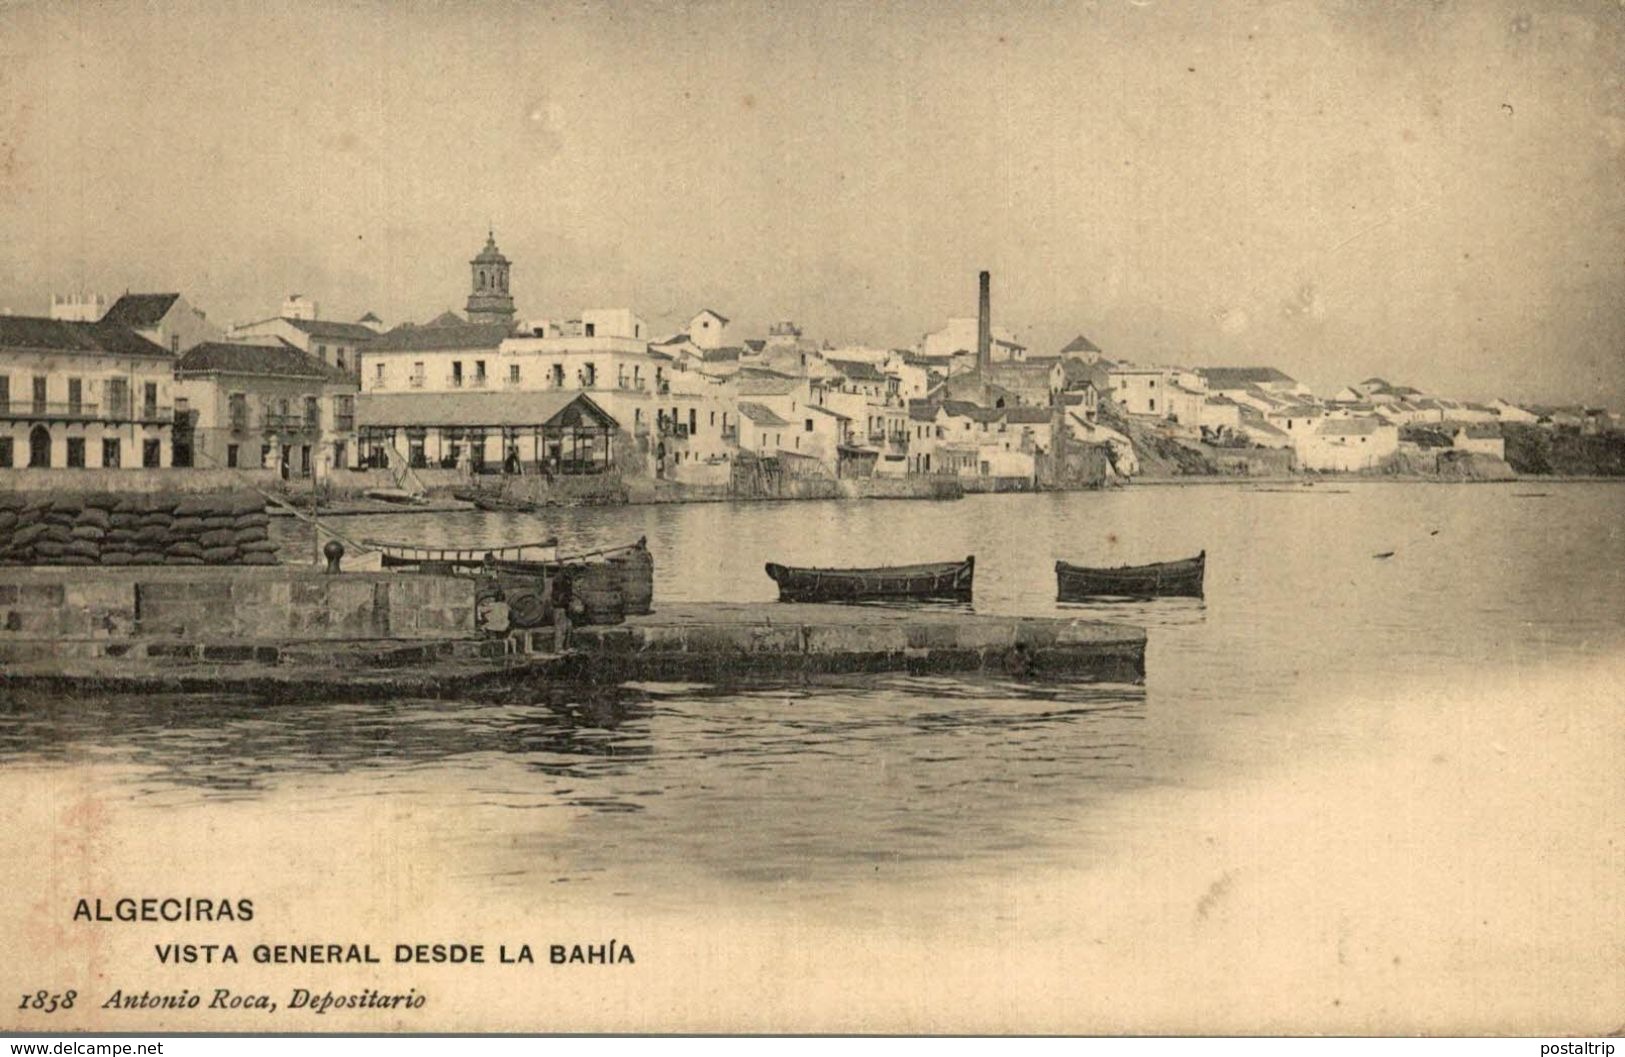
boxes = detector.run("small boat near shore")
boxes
[1056,551,1205,601]
[363,537,655,625]
[764,556,974,604]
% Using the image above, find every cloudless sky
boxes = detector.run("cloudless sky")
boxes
[1,0,1620,405]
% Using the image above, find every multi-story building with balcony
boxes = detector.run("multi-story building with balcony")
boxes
[0,316,176,470]
[174,342,359,478]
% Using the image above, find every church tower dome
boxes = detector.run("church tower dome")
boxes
[466,229,516,328]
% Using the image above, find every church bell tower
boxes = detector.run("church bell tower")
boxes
[466,230,516,328]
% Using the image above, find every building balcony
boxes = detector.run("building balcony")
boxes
[659,422,690,439]
[0,401,101,422]
[262,413,314,433]
[0,401,173,425]
[468,375,489,389]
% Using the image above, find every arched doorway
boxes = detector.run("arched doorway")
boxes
[28,425,50,468]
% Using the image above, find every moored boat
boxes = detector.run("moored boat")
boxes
[764,556,974,603]
[1055,551,1204,601]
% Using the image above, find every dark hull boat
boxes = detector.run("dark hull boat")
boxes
[764,556,974,604]
[1056,551,1205,601]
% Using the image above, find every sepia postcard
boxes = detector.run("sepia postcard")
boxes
[1,0,1621,1038]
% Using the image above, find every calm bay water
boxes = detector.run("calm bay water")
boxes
[2,482,1621,911]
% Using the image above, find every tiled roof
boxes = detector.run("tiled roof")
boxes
[693,308,730,325]
[654,332,692,346]
[425,310,467,327]
[0,315,171,360]
[806,404,850,420]
[357,390,616,430]
[702,346,743,362]
[941,400,1000,423]
[738,401,790,426]
[1318,417,1387,436]
[738,375,800,396]
[1269,404,1323,418]
[908,403,941,422]
[101,293,181,328]
[283,317,378,342]
[1002,406,1053,424]
[1060,334,1102,355]
[1199,366,1296,388]
[178,341,351,383]
[825,358,886,382]
[369,321,510,353]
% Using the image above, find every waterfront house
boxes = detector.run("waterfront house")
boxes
[101,292,223,355]
[1449,422,1506,459]
[1106,364,1172,417]
[0,315,176,469]
[356,390,618,475]
[174,342,358,477]
[1297,416,1400,472]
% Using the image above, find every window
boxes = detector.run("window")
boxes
[550,364,564,387]
[66,438,86,467]
[229,393,248,431]
[0,438,10,467]
[105,379,128,418]
[68,378,82,413]
[1148,399,1156,412]
[411,362,425,388]
[0,374,7,411]
[102,439,120,467]
[227,444,239,468]
[143,439,161,468]
[336,349,347,371]
[508,364,520,384]
[143,382,158,420]
[318,344,327,360]
[1148,379,1156,388]
[305,396,320,428]
[585,322,596,337]
[334,395,355,432]
[689,409,697,434]
[333,440,347,468]
[33,376,47,413]
[300,445,311,477]
[170,334,180,355]
[452,361,464,387]
[261,445,272,468]
[583,363,597,387]
[474,360,487,385]
[375,363,386,386]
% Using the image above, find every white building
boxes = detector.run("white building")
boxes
[49,293,109,322]
[1297,417,1399,471]
[0,316,176,469]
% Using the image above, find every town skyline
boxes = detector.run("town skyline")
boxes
[1,0,1620,407]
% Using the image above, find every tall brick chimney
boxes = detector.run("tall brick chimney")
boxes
[977,270,991,371]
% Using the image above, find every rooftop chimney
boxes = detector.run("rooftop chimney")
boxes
[977,270,992,371]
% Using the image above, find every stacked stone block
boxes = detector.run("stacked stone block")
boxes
[0,491,278,567]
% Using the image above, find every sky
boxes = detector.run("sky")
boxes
[0,0,1620,406]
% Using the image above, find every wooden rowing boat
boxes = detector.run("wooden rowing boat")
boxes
[366,537,561,569]
[1055,551,1204,601]
[764,556,974,603]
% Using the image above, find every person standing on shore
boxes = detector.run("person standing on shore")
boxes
[550,567,574,653]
